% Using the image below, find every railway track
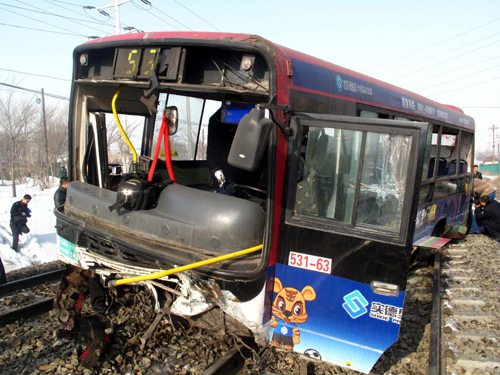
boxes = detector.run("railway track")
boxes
[0,268,64,325]
[8,241,494,374]
[441,240,500,374]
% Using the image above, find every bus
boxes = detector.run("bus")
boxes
[55,32,474,373]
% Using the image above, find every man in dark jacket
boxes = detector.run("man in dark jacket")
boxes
[473,165,483,179]
[10,194,32,252]
[475,195,500,240]
[54,177,69,210]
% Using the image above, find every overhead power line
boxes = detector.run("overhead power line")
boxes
[417,64,500,92]
[170,0,221,32]
[0,5,89,37]
[0,21,83,36]
[0,82,69,101]
[430,76,500,97]
[365,17,500,73]
[146,1,192,31]
[402,55,500,86]
[388,33,500,80]
[10,0,111,35]
[0,68,71,82]
[389,39,500,83]
[42,0,111,25]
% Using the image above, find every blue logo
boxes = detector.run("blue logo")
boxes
[342,290,369,319]
[336,74,343,92]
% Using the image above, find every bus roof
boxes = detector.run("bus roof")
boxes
[81,32,474,131]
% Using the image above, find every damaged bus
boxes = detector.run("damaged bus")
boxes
[55,32,474,373]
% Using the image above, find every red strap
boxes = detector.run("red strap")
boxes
[163,122,177,183]
[147,115,177,183]
[148,114,167,182]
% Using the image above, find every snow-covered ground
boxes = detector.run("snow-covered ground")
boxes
[0,179,60,273]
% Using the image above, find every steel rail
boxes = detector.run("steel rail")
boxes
[0,297,54,326]
[0,269,65,297]
[428,249,443,375]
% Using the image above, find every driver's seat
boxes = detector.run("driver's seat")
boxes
[206,108,267,195]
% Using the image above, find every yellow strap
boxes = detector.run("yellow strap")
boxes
[112,87,137,163]
[113,244,263,286]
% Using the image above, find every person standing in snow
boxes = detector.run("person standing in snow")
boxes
[54,176,69,211]
[10,194,32,252]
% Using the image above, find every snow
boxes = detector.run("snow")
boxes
[0,179,60,274]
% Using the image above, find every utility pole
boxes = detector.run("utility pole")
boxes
[41,88,49,176]
[490,125,498,163]
[97,0,132,35]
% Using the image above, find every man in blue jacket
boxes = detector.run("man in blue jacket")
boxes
[10,194,32,252]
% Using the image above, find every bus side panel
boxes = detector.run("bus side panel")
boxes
[415,192,469,239]
[270,263,404,374]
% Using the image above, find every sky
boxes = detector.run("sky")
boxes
[0,0,499,154]
[0,179,59,274]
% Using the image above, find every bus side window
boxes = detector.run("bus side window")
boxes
[356,132,411,231]
[295,126,411,232]
[296,127,361,223]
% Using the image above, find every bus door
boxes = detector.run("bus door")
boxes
[271,113,429,373]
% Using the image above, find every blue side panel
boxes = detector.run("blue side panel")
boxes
[270,263,405,374]
[414,193,468,240]
[291,57,474,128]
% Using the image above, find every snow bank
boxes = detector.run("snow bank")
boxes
[0,179,60,273]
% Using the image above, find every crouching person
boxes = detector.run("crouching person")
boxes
[475,196,500,241]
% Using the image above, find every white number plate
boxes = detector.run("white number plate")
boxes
[288,251,332,274]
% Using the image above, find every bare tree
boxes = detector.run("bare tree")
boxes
[0,88,40,197]
[106,114,142,170]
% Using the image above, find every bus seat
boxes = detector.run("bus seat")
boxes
[206,108,266,195]
[428,157,447,178]
[447,159,467,175]
[460,159,468,173]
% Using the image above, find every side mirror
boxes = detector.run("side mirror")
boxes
[165,106,178,135]
[228,108,272,171]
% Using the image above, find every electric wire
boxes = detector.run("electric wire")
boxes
[132,5,182,31]
[0,82,69,101]
[49,0,83,7]
[365,17,500,73]
[429,76,500,97]
[41,0,112,25]
[417,64,500,92]
[83,2,139,34]
[389,33,500,80]
[171,0,221,32]
[12,0,111,35]
[0,68,71,82]
[388,39,500,83]
[402,55,500,86]
[147,1,192,31]
[0,5,89,37]
[0,21,83,36]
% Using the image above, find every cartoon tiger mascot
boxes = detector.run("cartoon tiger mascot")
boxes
[270,277,316,350]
